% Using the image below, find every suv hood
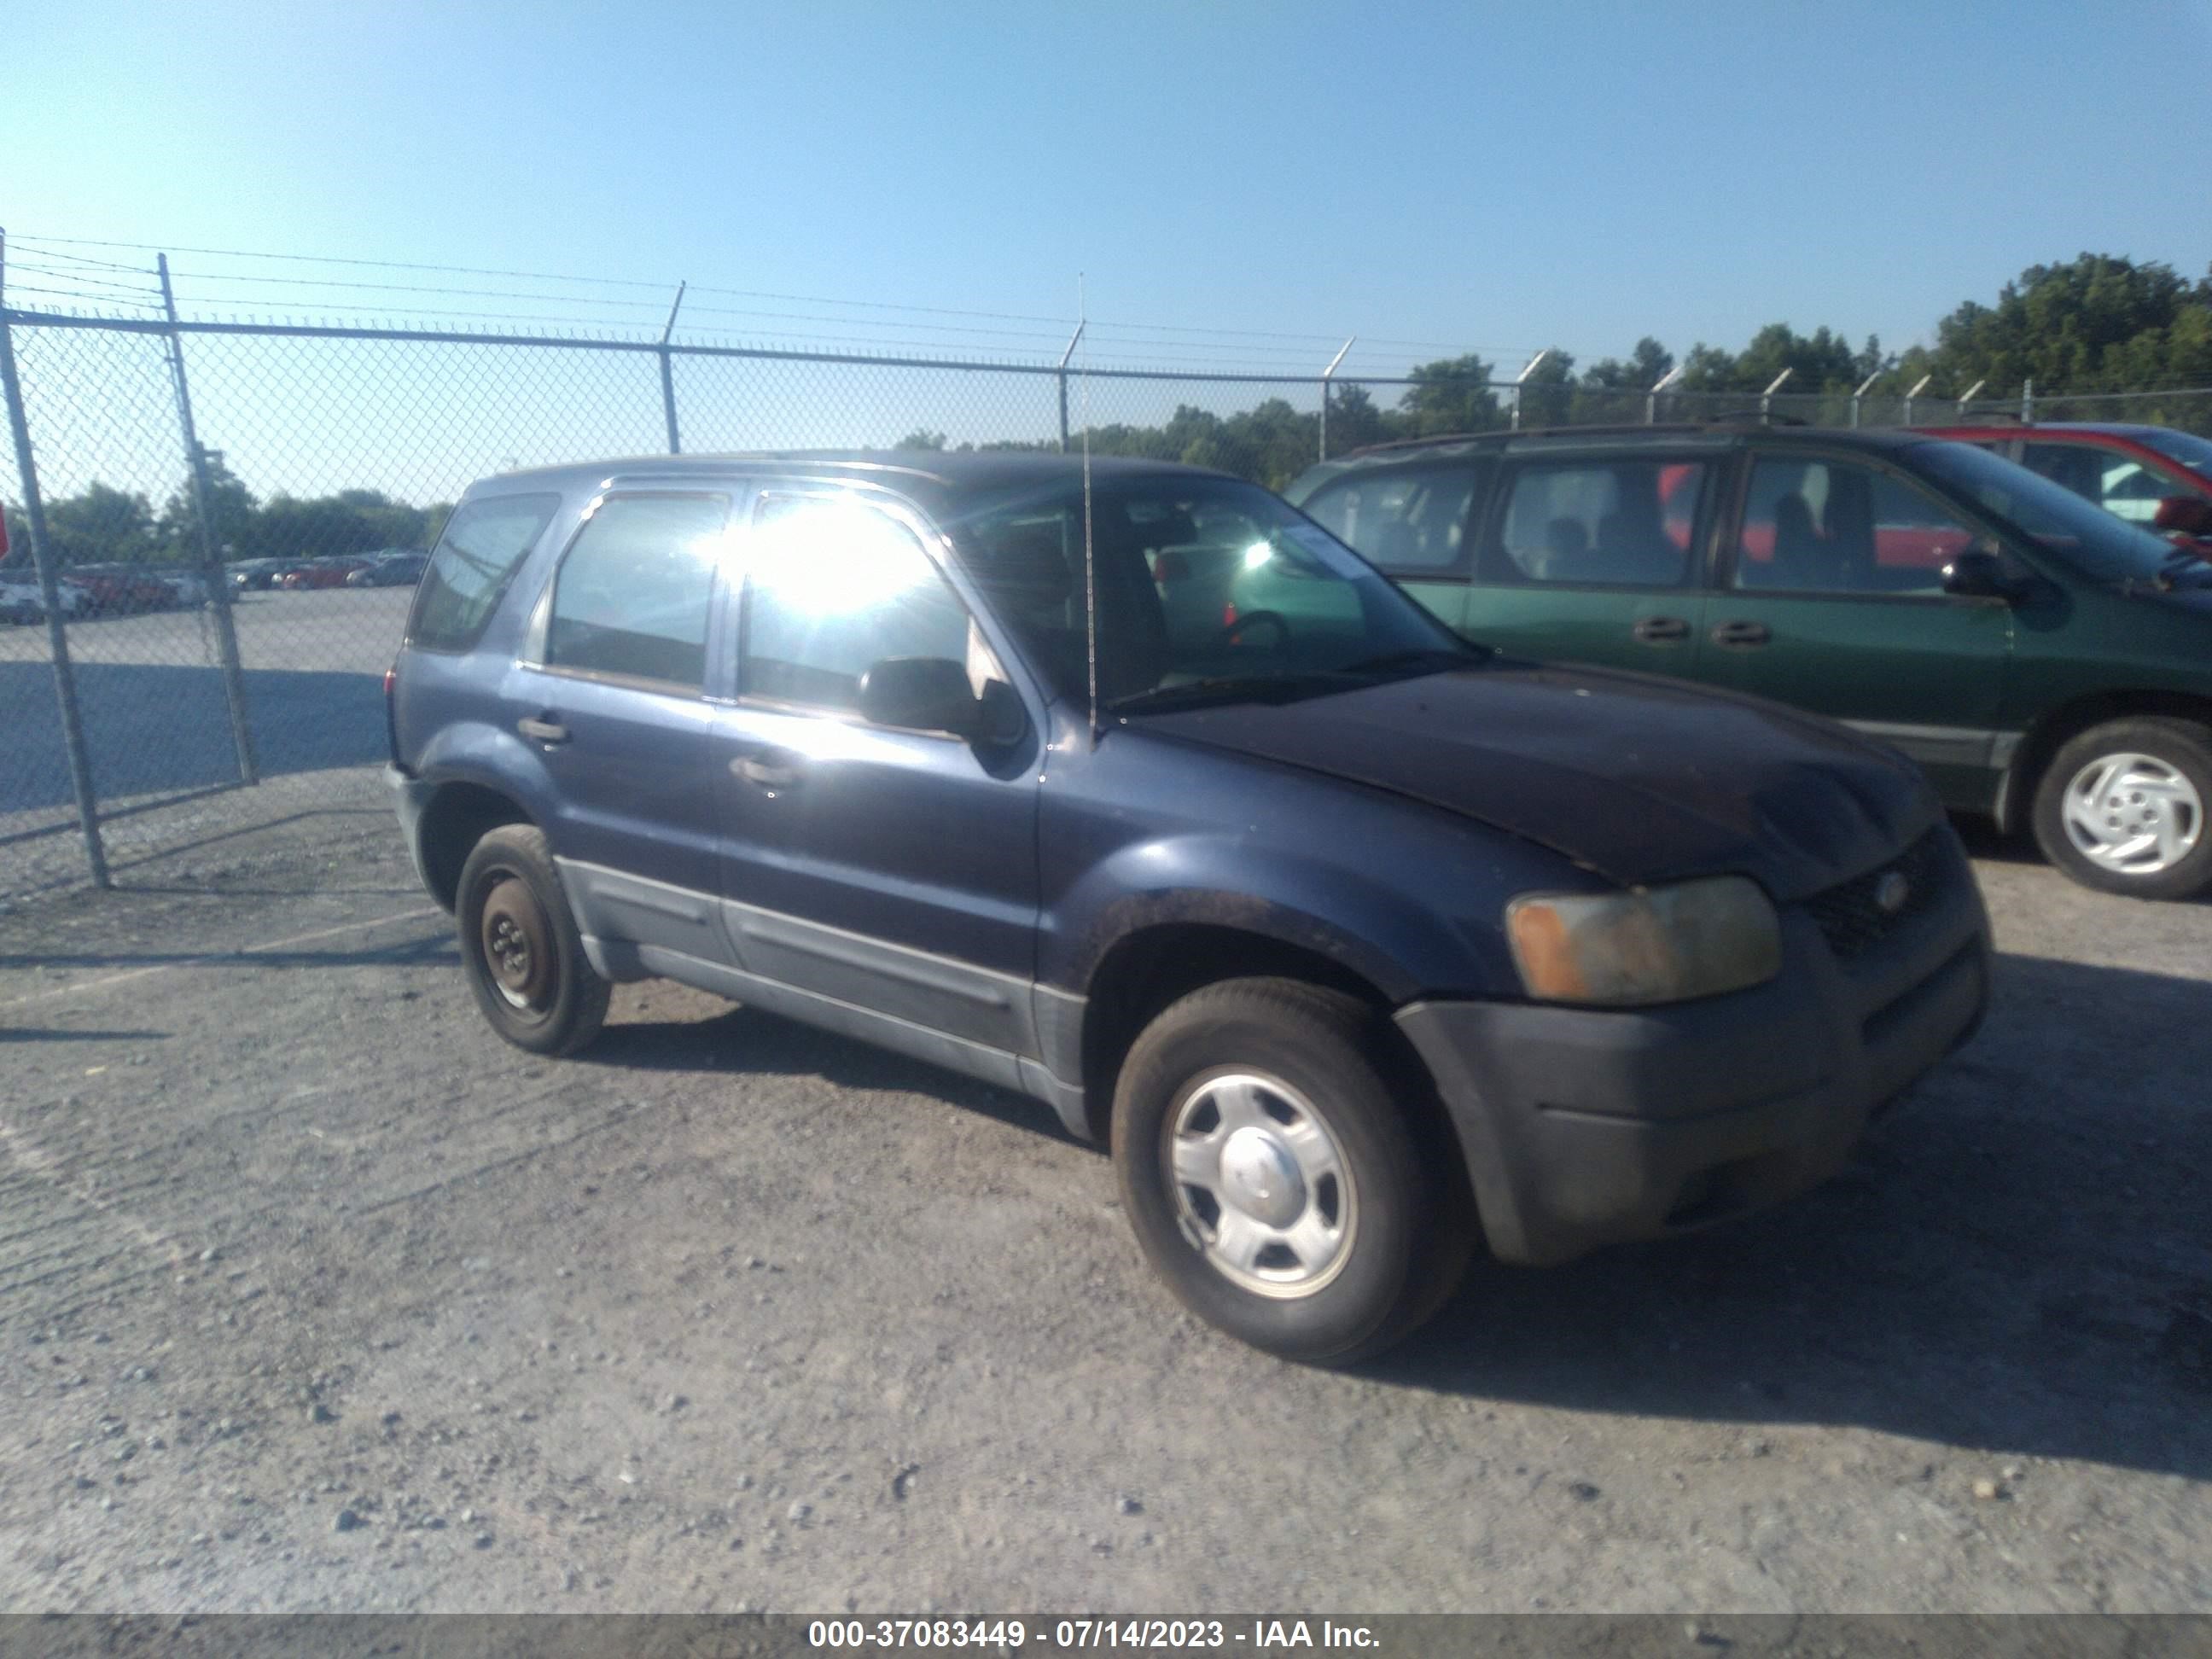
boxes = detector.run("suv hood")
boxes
[1132,661,1937,902]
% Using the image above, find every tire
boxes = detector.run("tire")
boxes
[454,824,611,1056]
[2030,717,2212,901]
[1111,977,1474,1366]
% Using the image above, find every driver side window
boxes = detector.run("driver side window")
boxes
[741,494,974,714]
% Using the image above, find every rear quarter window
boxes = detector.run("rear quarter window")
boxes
[405,492,563,652]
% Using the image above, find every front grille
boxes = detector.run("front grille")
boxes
[1803,829,1947,961]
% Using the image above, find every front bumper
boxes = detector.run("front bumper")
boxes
[1397,829,1991,1266]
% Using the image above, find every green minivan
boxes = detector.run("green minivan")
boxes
[1286,425,2212,899]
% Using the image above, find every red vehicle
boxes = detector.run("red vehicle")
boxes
[279,556,375,590]
[62,565,181,615]
[1917,422,2212,557]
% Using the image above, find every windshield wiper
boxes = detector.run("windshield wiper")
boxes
[1108,672,1358,715]
[1331,643,1489,678]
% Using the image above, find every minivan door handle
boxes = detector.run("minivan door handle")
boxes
[1708,620,1772,648]
[732,753,803,790]
[517,714,570,745]
[1632,615,1691,643]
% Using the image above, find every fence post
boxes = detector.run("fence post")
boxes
[1852,370,1880,429]
[1903,374,1931,428]
[2022,378,2034,423]
[1318,338,1353,462]
[1647,364,1684,425]
[0,233,111,887]
[658,282,685,454]
[1057,322,1085,452]
[156,255,259,787]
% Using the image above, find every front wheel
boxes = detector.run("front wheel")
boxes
[1111,978,1473,1365]
[2031,718,2212,900]
[455,824,611,1055]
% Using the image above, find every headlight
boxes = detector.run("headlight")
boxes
[1505,876,1782,1007]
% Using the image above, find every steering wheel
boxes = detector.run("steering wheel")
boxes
[1210,608,1290,649]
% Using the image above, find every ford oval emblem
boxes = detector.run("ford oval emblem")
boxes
[1874,870,1911,915]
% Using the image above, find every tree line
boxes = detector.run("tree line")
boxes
[1,453,452,573]
[9,251,2211,562]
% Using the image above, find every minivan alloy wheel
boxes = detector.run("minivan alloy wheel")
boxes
[2059,750,2203,876]
[1168,1069,1356,1297]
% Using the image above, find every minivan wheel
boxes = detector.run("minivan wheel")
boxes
[1111,978,1472,1365]
[455,824,611,1055]
[2031,718,2212,900]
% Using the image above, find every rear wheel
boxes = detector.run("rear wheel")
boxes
[455,824,610,1055]
[1111,977,1473,1365]
[2031,718,2212,900]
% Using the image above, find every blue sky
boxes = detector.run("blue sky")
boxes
[9,0,2212,382]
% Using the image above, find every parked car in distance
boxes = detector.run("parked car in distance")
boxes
[0,573,84,624]
[155,570,210,608]
[346,551,428,587]
[1918,422,2212,557]
[1289,423,2212,899]
[280,556,375,590]
[387,451,1990,1363]
[63,564,180,615]
[229,557,297,591]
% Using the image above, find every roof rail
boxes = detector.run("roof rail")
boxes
[1693,410,1807,427]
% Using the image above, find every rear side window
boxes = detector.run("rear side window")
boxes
[544,493,729,690]
[406,492,561,652]
[1301,463,1487,574]
[1490,461,1703,586]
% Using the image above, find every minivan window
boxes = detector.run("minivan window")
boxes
[545,493,728,690]
[1301,463,1486,574]
[742,495,971,713]
[1494,461,1703,586]
[1735,457,1970,595]
[406,492,561,652]
[1911,440,2196,585]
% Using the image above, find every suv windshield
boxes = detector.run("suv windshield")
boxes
[2127,427,2212,479]
[949,475,1471,710]
[1908,440,2198,585]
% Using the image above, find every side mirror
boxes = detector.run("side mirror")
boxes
[856,655,985,737]
[1940,547,2017,601]
[2152,495,2212,537]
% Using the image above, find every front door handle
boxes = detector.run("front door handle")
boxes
[732,754,802,790]
[1632,615,1691,643]
[517,714,569,745]
[1708,620,1773,648]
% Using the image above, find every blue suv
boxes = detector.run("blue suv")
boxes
[387,452,1991,1363]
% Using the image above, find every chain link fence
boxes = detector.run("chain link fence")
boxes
[8,285,2212,894]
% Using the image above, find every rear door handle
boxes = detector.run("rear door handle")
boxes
[1632,615,1691,643]
[517,715,569,745]
[1708,620,1772,648]
[732,754,802,790]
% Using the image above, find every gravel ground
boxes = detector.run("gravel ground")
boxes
[0,781,2206,1615]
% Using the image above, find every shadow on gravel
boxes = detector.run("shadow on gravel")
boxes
[0,660,384,815]
[1371,949,2212,1480]
[578,1004,1085,1146]
[0,1027,169,1042]
[0,928,452,974]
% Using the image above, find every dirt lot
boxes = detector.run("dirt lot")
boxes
[0,779,2207,1615]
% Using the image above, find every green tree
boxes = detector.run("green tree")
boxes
[1396,354,1501,437]
[894,429,947,451]
[45,482,158,566]
[156,453,259,561]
